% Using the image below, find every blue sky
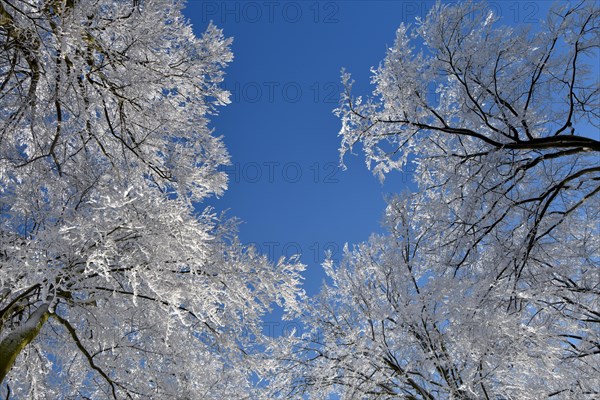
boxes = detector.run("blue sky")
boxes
[182,1,556,328]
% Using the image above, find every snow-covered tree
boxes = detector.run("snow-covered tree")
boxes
[266,2,599,398]
[0,0,304,397]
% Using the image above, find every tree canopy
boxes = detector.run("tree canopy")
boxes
[266,1,599,398]
[0,0,303,398]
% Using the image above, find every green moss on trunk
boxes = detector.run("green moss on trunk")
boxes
[0,303,50,383]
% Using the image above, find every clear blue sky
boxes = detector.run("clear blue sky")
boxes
[182,0,555,331]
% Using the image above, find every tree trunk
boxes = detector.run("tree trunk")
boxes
[0,303,50,383]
